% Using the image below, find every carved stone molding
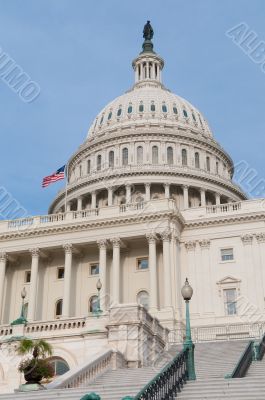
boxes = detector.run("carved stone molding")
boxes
[0,252,8,263]
[160,230,171,241]
[185,241,196,251]
[256,233,265,243]
[110,237,121,248]
[241,234,253,245]
[29,248,40,258]
[199,239,210,249]
[63,243,73,254]
[97,239,108,249]
[146,233,158,243]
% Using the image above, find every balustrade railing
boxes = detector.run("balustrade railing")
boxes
[230,341,253,378]
[169,322,265,344]
[134,349,188,400]
[24,317,86,334]
[206,202,242,214]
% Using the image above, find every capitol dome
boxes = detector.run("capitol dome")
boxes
[49,23,246,214]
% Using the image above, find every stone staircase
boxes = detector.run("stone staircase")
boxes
[1,340,264,399]
[177,340,265,399]
[0,346,177,400]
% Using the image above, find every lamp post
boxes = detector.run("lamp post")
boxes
[181,278,196,380]
[95,279,102,317]
[11,287,27,326]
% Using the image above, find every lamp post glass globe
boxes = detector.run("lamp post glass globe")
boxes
[96,279,102,291]
[21,287,26,299]
[181,278,193,301]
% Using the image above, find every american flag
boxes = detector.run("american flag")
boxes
[42,165,66,188]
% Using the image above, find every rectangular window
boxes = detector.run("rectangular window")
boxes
[221,248,234,262]
[25,270,31,283]
[224,288,237,315]
[90,263,99,276]
[57,267,65,279]
[137,258,149,270]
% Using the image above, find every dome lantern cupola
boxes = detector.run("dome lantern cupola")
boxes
[132,21,164,88]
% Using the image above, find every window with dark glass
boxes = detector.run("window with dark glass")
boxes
[192,113,196,122]
[206,156,210,172]
[183,109,188,118]
[224,289,237,315]
[117,108,122,117]
[100,115,104,125]
[87,160,91,174]
[109,150,114,168]
[90,263,99,276]
[173,106,178,114]
[108,111,112,120]
[195,152,200,169]
[55,299,63,318]
[128,105,133,114]
[137,146,143,164]
[167,147,173,165]
[25,271,31,283]
[182,149,187,166]
[97,154,102,171]
[89,296,98,313]
[122,147,128,166]
[162,104,167,113]
[151,103,155,112]
[49,358,70,376]
[137,258,149,270]
[152,146,158,164]
[139,104,144,112]
[57,267,65,280]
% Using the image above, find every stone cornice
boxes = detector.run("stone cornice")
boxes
[0,210,182,242]
[185,212,265,228]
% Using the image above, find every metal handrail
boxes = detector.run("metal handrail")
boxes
[256,332,265,360]
[230,341,253,378]
[134,348,188,400]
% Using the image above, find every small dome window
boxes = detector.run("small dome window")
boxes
[192,113,196,122]
[151,103,155,112]
[162,104,167,113]
[100,115,104,125]
[183,109,188,118]
[128,105,133,113]
[108,111,112,120]
[139,104,144,112]
[117,108,122,117]
[173,106,178,114]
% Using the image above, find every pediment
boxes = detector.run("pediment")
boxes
[217,276,241,285]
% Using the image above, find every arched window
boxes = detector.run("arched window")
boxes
[89,295,98,313]
[97,155,102,171]
[206,156,210,172]
[151,103,155,112]
[109,151,114,168]
[55,299,63,318]
[216,161,219,174]
[117,108,122,117]
[87,160,91,174]
[122,148,128,166]
[79,164,82,177]
[182,149,187,166]
[137,291,149,310]
[167,147,173,165]
[152,146,158,164]
[162,104,167,113]
[137,146,143,164]
[48,357,69,377]
[192,113,196,122]
[173,106,178,115]
[128,105,133,114]
[108,111,112,120]
[195,152,200,169]
[139,104,144,112]
[100,115,104,125]
[183,109,188,118]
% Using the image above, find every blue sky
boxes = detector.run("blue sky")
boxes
[0,0,265,217]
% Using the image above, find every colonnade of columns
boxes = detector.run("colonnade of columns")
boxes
[0,232,177,323]
[66,183,229,212]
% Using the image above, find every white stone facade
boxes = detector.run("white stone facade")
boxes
[0,29,264,394]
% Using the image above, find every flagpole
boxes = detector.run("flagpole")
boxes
[64,163,68,213]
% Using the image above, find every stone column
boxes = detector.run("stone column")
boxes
[28,248,40,321]
[161,231,172,309]
[62,244,73,317]
[98,239,107,311]
[185,241,198,315]
[215,193,221,205]
[108,187,113,206]
[241,235,256,306]
[111,238,121,304]
[183,185,189,209]
[164,184,170,199]
[198,240,213,314]
[256,233,265,310]
[200,189,206,207]
[77,196,83,211]
[126,184,131,204]
[145,183,151,202]
[146,234,158,311]
[91,191,97,209]
[0,252,7,323]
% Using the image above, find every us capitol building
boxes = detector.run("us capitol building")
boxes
[0,22,264,394]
